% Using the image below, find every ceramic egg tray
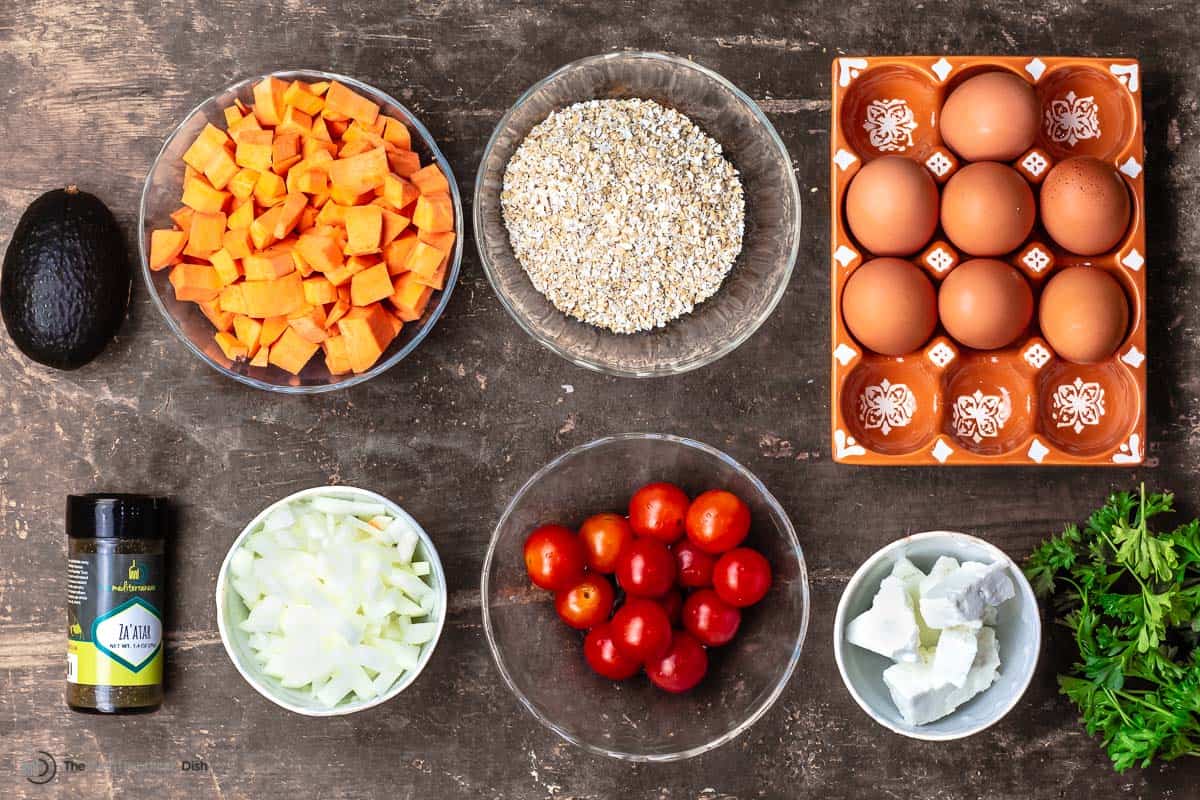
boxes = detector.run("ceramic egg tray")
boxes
[829,55,1146,466]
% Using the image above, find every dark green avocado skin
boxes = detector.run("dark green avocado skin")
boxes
[1,187,130,369]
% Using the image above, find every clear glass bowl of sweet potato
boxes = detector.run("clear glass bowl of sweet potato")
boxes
[139,70,462,393]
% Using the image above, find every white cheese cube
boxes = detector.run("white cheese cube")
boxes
[932,626,978,688]
[890,557,926,596]
[918,556,960,597]
[919,561,1016,629]
[846,576,922,663]
[883,626,1001,726]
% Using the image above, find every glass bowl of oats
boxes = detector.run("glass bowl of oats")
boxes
[475,52,801,377]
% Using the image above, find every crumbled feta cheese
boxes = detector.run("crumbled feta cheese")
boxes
[932,625,978,688]
[846,576,922,663]
[883,626,1000,726]
[919,561,1015,629]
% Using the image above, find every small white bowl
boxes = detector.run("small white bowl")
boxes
[215,486,447,716]
[833,531,1041,741]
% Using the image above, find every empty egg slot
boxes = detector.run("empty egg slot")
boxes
[841,356,942,456]
[942,352,1037,456]
[839,65,941,162]
[1036,358,1139,457]
[1036,65,1138,162]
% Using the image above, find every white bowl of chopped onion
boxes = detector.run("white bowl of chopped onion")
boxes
[216,486,447,716]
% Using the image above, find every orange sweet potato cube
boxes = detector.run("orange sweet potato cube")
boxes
[278,105,314,136]
[218,284,247,314]
[288,304,329,344]
[169,264,222,302]
[344,205,383,256]
[198,297,235,332]
[233,314,263,351]
[350,262,393,306]
[382,117,411,150]
[235,129,275,172]
[272,132,303,175]
[183,211,226,258]
[204,148,240,192]
[410,164,449,196]
[210,248,242,286]
[252,76,288,126]
[284,81,326,116]
[259,315,289,347]
[268,327,320,375]
[181,176,230,214]
[387,149,421,178]
[254,170,287,207]
[215,331,250,361]
[273,192,308,240]
[241,271,305,317]
[389,271,433,321]
[296,233,345,272]
[170,206,195,233]
[229,168,261,201]
[183,123,232,171]
[243,247,296,281]
[250,206,283,250]
[250,345,270,368]
[337,303,395,373]
[227,198,256,231]
[324,81,380,125]
[412,194,453,233]
[384,230,419,275]
[328,147,388,194]
[149,229,187,271]
[382,173,420,211]
[380,208,410,246]
[403,240,445,280]
[303,276,338,306]
[323,335,352,375]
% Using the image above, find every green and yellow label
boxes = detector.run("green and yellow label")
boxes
[67,554,164,686]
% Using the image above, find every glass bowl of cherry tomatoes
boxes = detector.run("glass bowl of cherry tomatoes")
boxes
[481,433,810,761]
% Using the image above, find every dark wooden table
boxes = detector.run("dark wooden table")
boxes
[2,1,1198,797]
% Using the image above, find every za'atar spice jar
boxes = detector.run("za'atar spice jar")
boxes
[66,494,169,713]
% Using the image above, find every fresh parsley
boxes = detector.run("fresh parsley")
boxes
[1025,485,1200,772]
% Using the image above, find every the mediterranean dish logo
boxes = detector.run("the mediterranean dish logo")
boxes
[110,560,157,594]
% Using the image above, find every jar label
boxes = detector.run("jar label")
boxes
[67,553,164,686]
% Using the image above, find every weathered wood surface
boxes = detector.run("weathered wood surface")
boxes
[1,0,1198,797]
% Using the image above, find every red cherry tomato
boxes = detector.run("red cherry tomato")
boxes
[682,588,742,646]
[584,622,641,680]
[685,490,751,554]
[645,630,708,693]
[578,513,633,574]
[610,598,673,663]
[712,548,772,607]
[616,538,676,598]
[628,482,689,543]
[672,539,716,588]
[555,575,615,630]
[657,587,683,627]
[523,525,586,591]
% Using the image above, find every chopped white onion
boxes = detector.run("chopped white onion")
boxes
[230,493,438,708]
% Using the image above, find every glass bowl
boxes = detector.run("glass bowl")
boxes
[481,433,809,761]
[138,70,463,393]
[474,52,802,377]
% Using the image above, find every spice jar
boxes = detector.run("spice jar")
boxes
[66,494,168,714]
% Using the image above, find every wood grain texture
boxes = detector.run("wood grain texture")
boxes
[1,0,1198,797]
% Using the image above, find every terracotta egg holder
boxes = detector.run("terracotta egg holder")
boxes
[829,55,1146,466]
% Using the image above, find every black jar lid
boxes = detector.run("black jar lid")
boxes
[67,494,168,540]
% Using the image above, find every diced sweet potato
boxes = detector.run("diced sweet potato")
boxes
[170,206,195,233]
[278,105,314,136]
[273,192,308,239]
[169,264,222,302]
[241,271,305,317]
[323,335,352,375]
[410,164,449,196]
[229,168,260,201]
[324,81,380,126]
[210,248,242,286]
[268,327,320,374]
[149,229,187,271]
[233,314,263,354]
[254,170,287,207]
[259,315,289,347]
[382,117,411,150]
[414,262,448,291]
[337,303,395,373]
[303,276,337,306]
[328,147,388,195]
[183,211,226,258]
[215,331,250,361]
[288,304,329,344]
[325,296,351,329]
[204,148,240,191]
[250,345,270,368]
[284,81,326,115]
[387,149,421,177]
[380,208,410,246]
[384,230,419,275]
[236,129,275,172]
[183,123,232,172]
[389,271,433,321]
[219,284,247,314]
[243,247,296,281]
[412,194,453,233]
[181,176,230,214]
[252,76,288,126]
[272,132,302,175]
[344,204,382,256]
[382,173,420,211]
[227,198,256,231]
[199,297,235,332]
[250,206,283,250]
[350,262,393,307]
[296,233,345,272]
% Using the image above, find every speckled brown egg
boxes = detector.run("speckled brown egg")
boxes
[938,259,1033,350]
[941,162,1036,256]
[1039,267,1129,363]
[845,156,940,256]
[1040,157,1132,256]
[939,71,1040,162]
[841,257,938,356]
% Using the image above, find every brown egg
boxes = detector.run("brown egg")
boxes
[845,156,939,256]
[939,71,1040,162]
[938,259,1033,350]
[841,258,938,356]
[1039,267,1129,363]
[1040,157,1131,256]
[941,162,1036,256]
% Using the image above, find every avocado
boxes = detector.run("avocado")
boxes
[1,186,130,369]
